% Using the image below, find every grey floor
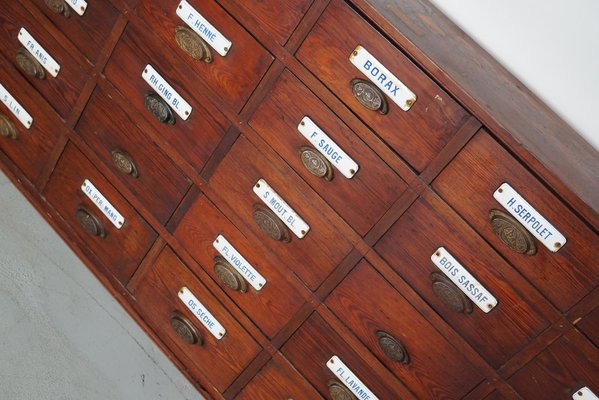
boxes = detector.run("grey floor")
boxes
[0,170,203,399]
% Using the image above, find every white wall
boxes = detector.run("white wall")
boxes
[429,0,599,151]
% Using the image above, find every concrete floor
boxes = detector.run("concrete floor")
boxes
[0,170,203,399]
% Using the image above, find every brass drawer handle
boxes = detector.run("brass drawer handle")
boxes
[489,209,537,255]
[169,310,203,346]
[0,114,18,140]
[174,26,213,63]
[327,380,356,400]
[350,78,388,114]
[376,330,410,364]
[16,48,46,80]
[144,93,175,125]
[214,256,247,293]
[252,204,291,243]
[45,0,71,17]
[430,271,472,314]
[299,146,334,181]
[75,205,106,238]
[111,149,139,178]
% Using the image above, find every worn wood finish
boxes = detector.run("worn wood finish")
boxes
[327,259,484,399]
[249,69,407,235]
[296,0,470,172]
[130,245,261,393]
[577,305,599,349]
[43,142,157,284]
[136,0,274,113]
[433,130,599,312]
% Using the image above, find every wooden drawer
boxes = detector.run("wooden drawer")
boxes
[104,24,228,173]
[28,0,120,63]
[0,1,88,119]
[282,312,415,399]
[130,245,261,393]
[227,0,313,45]
[508,331,599,399]
[326,259,484,399]
[76,86,191,224]
[209,134,354,290]
[43,142,157,284]
[236,355,324,400]
[577,305,599,348]
[136,0,274,112]
[249,70,407,235]
[296,0,470,172]
[0,55,61,184]
[433,130,599,312]
[375,189,552,367]
[172,193,306,338]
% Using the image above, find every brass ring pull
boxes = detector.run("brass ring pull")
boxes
[350,78,388,114]
[75,205,106,238]
[144,93,175,125]
[214,256,248,293]
[174,26,213,63]
[0,114,19,140]
[299,146,334,181]
[169,310,203,346]
[16,48,46,80]
[430,271,473,314]
[327,380,356,400]
[44,0,71,17]
[376,330,410,364]
[489,209,537,255]
[252,204,291,243]
[111,149,139,178]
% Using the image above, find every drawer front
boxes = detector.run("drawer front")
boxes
[326,260,484,399]
[0,1,88,119]
[578,305,599,348]
[104,24,228,173]
[136,0,274,112]
[508,332,599,399]
[296,0,470,172]
[249,70,407,235]
[76,87,191,224]
[43,143,157,284]
[172,193,306,338]
[433,130,599,312]
[29,0,120,63]
[282,312,415,399]
[228,0,313,45]
[209,134,354,290]
[0,55,61,184]
[236,356,324,400]
[375,189,552,367]
[131,245,261,392]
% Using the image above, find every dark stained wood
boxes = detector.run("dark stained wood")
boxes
[433,130,599,312]
[296,0,470,172]
[43,142,157,284]
[131,245,262,393]
[136,0,274,113]
[577,305,599,349]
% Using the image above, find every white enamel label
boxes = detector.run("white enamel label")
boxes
[327,356,379,400]
[493,182,567,252]
[142,64,192,121]
[0,83,33,129]
[573,387,599,400]
[80,179,124,229]
[253,179,310,239]
[349,45,416,111]
[297,116,359,179]
[178,286,226,340]
[176,0,232,57]
[431,247,498,313]
[213,235,266,291]
[66,0,88,16]
[18,28,60,78]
